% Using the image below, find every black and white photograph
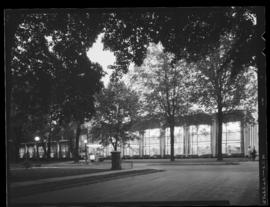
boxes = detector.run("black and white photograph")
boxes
[5,7,267,206]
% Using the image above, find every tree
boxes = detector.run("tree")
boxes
[91,81,141,152]
[129,44,196,161]
[102,7,261,163]
[6,8,263,162]
[102,7,259,76]
[193,34,258,160]
[57,54,104,162]
[8,12,105,162]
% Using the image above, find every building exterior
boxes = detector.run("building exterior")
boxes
[103,111,259,158]
[18,111,258,159]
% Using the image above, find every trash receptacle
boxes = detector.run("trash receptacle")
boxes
[111,151,121,170]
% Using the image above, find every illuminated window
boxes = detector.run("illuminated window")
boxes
[222,121,241,154]
[189,125,211,155]
[124,139,140,156]
[28,146,34,158]
[144,128,160,156]
[60,142,69,158]
[38,146,44,158]
[19,147,25,158]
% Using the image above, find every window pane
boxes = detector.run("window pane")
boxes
[222,144,227,154]
[149,128,160,137]
[198,125,211,134]
[226,122,240,132]
[191,143,198,155]
[149,136,159,144]
[198,143,211,155]
[222,123,227,133]
[38,146,44,157]
[28,146,34,158]
[174,143,184,155]
[166,145,171,155]
[222,133,227,143]
[19,147,25,158]
[149,145,159,156]
[198,134,210,142]
[190,125,197,135]
[175,126,183,136]
[227,132,240,141]
[144,146,150,155]
[227,142,241,153]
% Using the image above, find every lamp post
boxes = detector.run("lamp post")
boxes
[34,136,40,162]
[84,139,88,164]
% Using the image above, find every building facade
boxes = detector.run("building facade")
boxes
[18,111,258,159]
[103,111,259,158]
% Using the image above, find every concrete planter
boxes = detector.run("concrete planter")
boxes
[111,151,121,170]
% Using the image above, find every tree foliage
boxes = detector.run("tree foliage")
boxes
[192,33,258,160]
[129,44,196,160]
[102,7,259,77]
[8,11,105,161]
[6,8,261,162]
[91,81,141,151]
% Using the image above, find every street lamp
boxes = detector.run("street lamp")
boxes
[34,136,40,142]
[84,139,88,164]
[34,136,40,161]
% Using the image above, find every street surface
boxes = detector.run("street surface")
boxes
[9,160,260,206]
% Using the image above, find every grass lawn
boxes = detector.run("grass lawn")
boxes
[9,167,110,182]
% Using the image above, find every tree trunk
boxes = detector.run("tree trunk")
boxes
[47,133,51,159]
[216,106,223,161]
[13,126,22,162]
[114,143,118,151]
[74,122,81,163]
[112,139,118,151]
[42,142,47,159]
[69,135,73,159]
[170,124,175,161]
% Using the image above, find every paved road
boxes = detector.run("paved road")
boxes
[10,161,260,206]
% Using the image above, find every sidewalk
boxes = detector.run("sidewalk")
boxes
[10,158,256,188]
[10,168,164,198]
[10,161,260,205]
[10,167,135,188]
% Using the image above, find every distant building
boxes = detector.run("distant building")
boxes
[18,111,258,159]
[101,110,259,158]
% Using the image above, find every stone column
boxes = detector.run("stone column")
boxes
[240,120,245,156]
[254,124,259,154]
[160,128,166,158]
[211,115,217,157]
[57,141,60,159]
[183,125,190,157]
[59,142,62,159]
[243,124,250,156]
[139,131,144,158]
